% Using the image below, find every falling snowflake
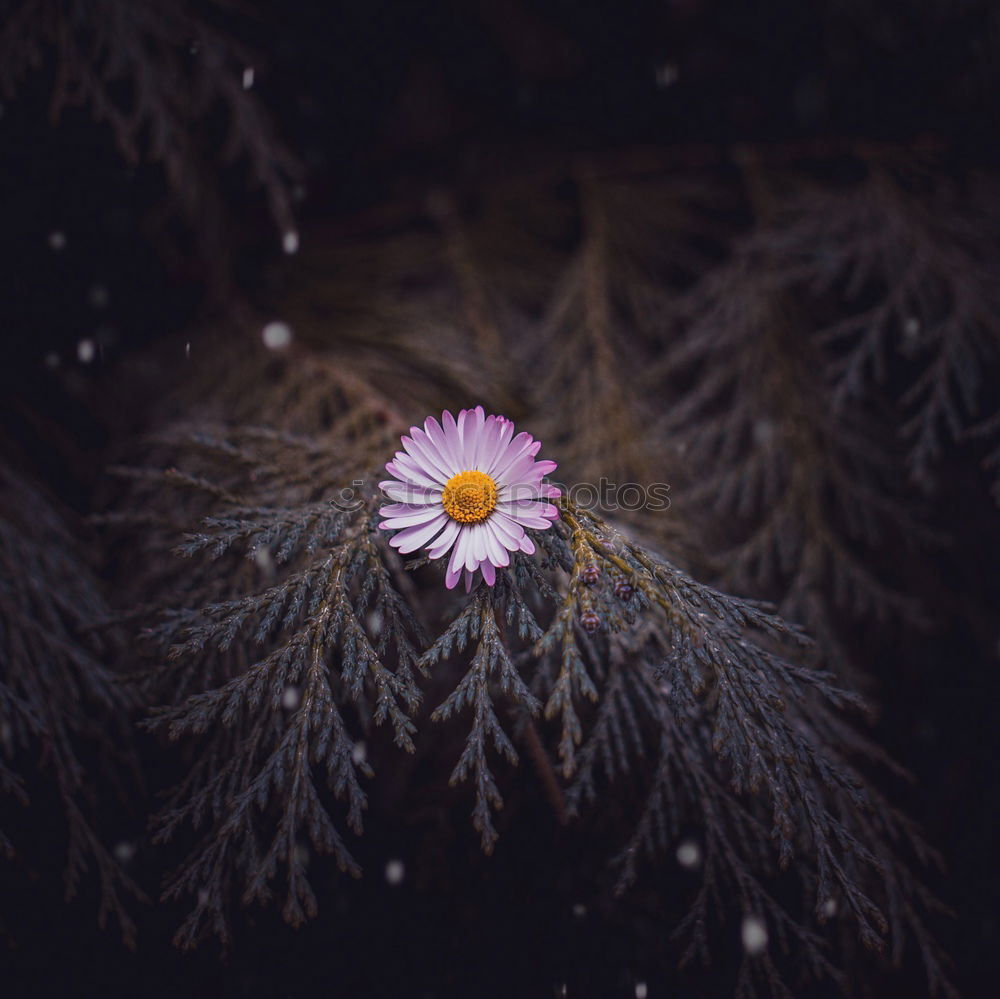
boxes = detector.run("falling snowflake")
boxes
[261,320,293,350]
[113,840,136,863]
[675,840,702,869]
[385,858,405,885]
[654,62,679,88]
[379,407,560,590]
[741,914,769,955]
[77,338,96,363]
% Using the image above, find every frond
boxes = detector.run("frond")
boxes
[549,504,954,996]
[754,156,1000,492]
[112,414,425,946]
[0,0,300,238]
[652,239,919,682]
[0,461,139,944]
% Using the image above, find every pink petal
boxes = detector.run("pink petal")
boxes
[519,534,536,555]
[477,522,494,562]
[513,519,555,531]
[497,499,559,517]
[380,506,444,529]
[404,427,453,482]
[496,500,558,528]
[496,452,545,489]
[385,459,440,493]
[427,518,461,559]
[471,414,497,469]
[440,410,464,468]
[481,560,496,585]
[485,436,522,478]
[479,413,507,469]
[448,528,469,578]
[463,570,475,593]
[379,480,442,503]
[379,501,437,518]
[464,523,488,571]
[508,514,552,529]
[481,417,515,474]
[392,451,449,488]
[498,480,548,504]
[488,510,528,550]
[389,513,450,553]
[445,564,463,589]
[491,432,537,480]
[424,415,461,472]
[460,406,486,467]
[483,522,511,566]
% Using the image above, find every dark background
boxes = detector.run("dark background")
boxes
[1,1,998,996]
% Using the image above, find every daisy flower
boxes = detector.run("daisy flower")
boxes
[378,406,560,591]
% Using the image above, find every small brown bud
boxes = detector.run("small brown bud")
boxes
[614,579,634,600]
[580,563,600,585]
[580,610,602,633]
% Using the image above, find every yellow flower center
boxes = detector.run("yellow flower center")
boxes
[441,469,498,524]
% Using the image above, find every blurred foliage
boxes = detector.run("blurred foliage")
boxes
[0,454,139,944]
